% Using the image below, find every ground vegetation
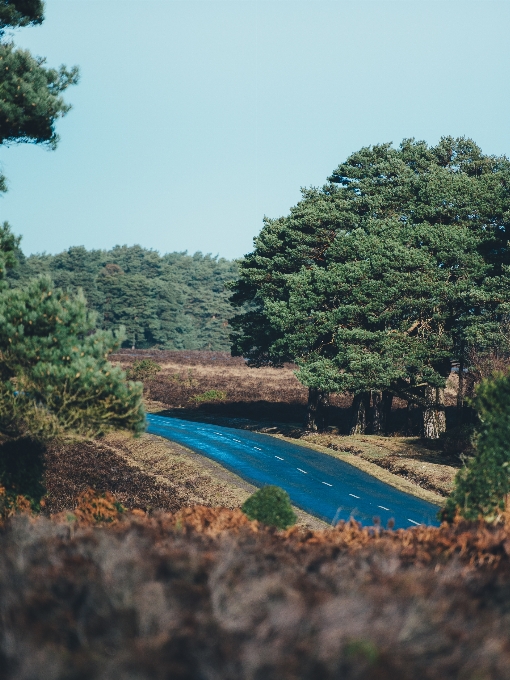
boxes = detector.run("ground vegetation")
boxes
[2,505,510,679]
[241,485,296,529]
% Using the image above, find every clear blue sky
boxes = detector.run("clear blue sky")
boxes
[1,0,509,260]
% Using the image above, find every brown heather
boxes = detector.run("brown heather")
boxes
[2,502,510,679]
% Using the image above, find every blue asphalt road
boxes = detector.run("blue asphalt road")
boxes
[147,414,441,528]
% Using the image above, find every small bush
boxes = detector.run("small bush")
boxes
[126,358,161,382]
[0,486,34,519]
[241,485,296,529]
[189,389,227,403]
[72,488,126,524]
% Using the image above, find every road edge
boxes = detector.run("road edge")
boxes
[268,433,443,506]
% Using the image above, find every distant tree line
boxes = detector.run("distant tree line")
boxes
[8,246,239,351]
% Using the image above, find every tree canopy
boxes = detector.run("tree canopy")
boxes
[0,0,44,33]
[0,225,145,440]
[9,245,240,351]
[0,0,78,190]
[230,138,510,435]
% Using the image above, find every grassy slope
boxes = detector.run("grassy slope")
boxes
[44,432,327,529]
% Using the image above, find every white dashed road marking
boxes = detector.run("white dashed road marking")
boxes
[254,447,262,451]
[275,456,284,460]
[349,494,360,499]
[378,506,389,511]
[322,482,333,487]
[297,468,307,474]
[408,519,421,526]
[232,439,241,443]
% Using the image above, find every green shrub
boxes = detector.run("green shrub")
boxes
[126,358,161,382]
[443,371,510,522]
[189,389,227,403]
[241,485,296,529]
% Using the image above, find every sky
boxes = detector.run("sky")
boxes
[1,0,509,260]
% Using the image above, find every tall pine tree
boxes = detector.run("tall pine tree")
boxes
[231,138,510,437]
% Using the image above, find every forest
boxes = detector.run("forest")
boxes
[8,245,238,351]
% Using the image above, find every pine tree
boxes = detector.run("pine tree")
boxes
[0,236,145,439]
[443,371,510,522]
[231,138,510,437]
[0,1,78,190]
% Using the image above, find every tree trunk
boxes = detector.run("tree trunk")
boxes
[372,390,393,434]
[457,357,464,424]
[423,386,446,439]
[406,401,418,435]
[350,392,371,435]
[304,387,330,431]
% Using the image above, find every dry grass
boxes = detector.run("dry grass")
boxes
[295,433,456,500]
[113,351,461,501]
[43,433,325,530]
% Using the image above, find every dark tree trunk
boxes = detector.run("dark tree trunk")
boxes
[304,387,330,431]
[457,357,465,423]
[422,386,446,439]
[372,390,393,434]
[406,401,418,435]
[350,392,371,435]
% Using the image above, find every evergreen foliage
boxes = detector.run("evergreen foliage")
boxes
[0,0,44,32]
[0,266,145,439]
[0,42,79,149]
[9,245,239,350]
[231,138,510,434]
[0,1,78,190]
[444,372,510,522]
[241,485,297,529]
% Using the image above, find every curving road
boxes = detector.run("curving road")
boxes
[146,414,441,528]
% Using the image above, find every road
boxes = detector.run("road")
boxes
[146,414,441,528]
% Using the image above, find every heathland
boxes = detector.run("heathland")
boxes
[2,4,510,677]
[116,349,460,502]
[1,351,509,679]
